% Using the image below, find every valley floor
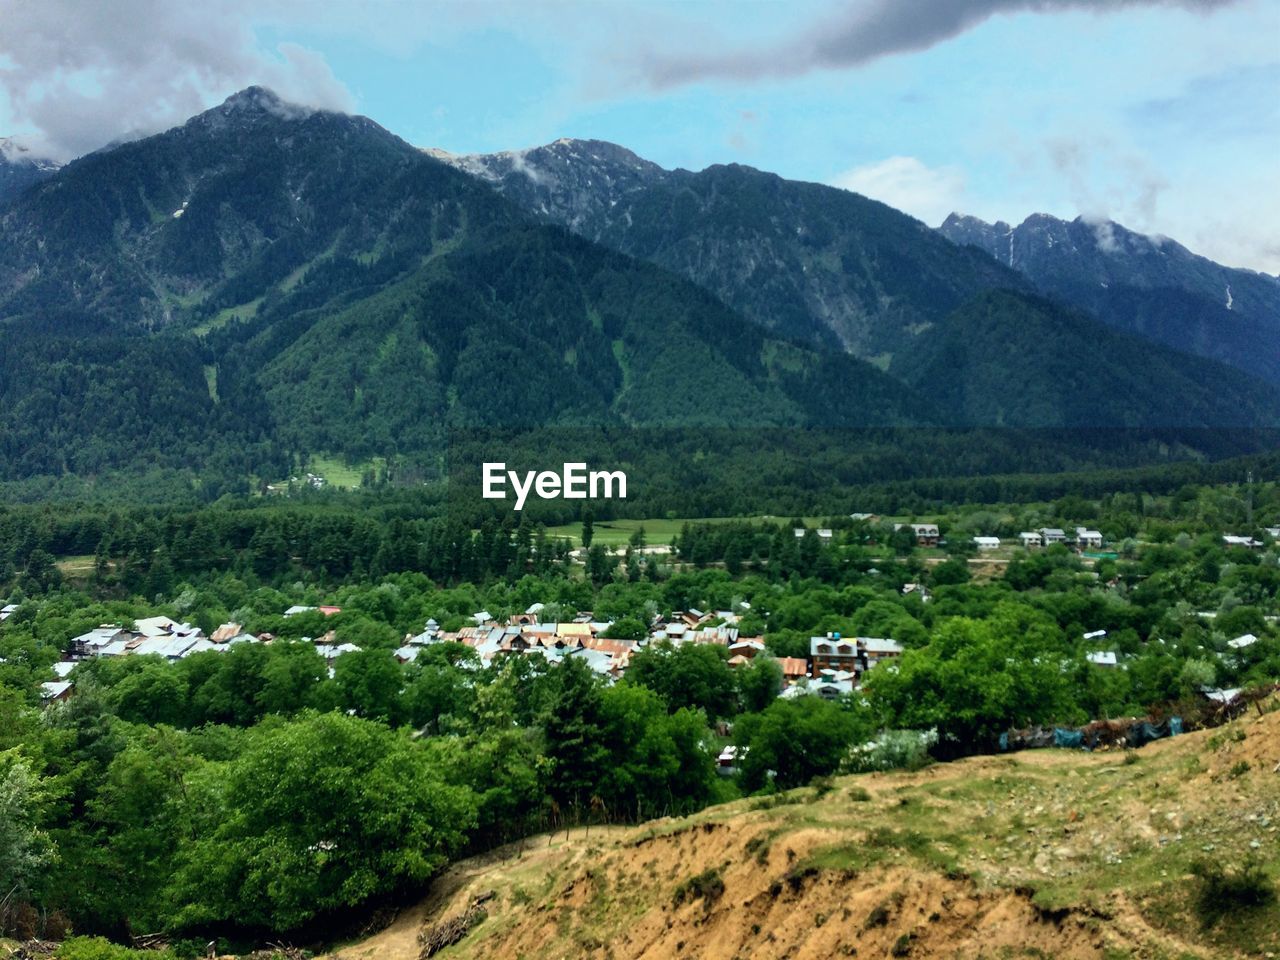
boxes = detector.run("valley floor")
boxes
[327,701,1280,960]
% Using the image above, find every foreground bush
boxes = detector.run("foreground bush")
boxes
[843,729,937,774]
[56,939,175,960]
[1191,857,1276,925]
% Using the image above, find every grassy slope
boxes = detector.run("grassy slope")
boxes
[328,699,1280,960]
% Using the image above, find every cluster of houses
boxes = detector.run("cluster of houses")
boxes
[889,523,1105,551]
[896,521,1280,554]
[1080,624,1269,688]
[393,606,903,699]
[30,601,907,707]
[265,473,328,495]
[21,517,1276,709]
[36,606,349,704]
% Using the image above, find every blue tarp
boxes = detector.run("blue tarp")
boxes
[1054,727,1084,748]
[1001,716,1183,752]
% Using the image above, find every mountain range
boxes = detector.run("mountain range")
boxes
[0,88,1276,488]
[938,212,1280,386]
[436,139,1280,389]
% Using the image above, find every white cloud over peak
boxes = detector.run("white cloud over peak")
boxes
[831,156,967,226]
[0,0,353,160]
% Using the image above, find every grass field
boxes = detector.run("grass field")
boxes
[304,455,385,490]
[55,555,97,578]
[544,516,829,546]
[190,296,262,336]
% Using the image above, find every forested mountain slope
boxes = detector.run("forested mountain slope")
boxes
[432,137,1280,431]
[0,90,935,483]
[898,290,1280,428]
[0,92,1277,489]
[432,138,1027,359]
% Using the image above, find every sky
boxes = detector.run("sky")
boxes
[1,0,1277,272]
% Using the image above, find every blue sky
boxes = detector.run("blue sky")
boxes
[2,0,1277,271]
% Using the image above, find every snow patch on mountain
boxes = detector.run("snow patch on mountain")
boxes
[0,136,62,171]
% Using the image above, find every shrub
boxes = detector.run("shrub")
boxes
[809,775,836,799]
[843,730,937,774]
[1191,858,1276,925]
[57,939,176,960]
[672,868,725,908]
[865,903,891,928]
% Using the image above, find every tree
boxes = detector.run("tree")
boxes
[602,616,647,642]
[539,658,608,814]
[586,544,614,584]
[423,727,544,847]
[0,760,54,899]
[257,642,329,716]
[169,712,474,931]
[625,642,738,721]
[22,548,61,594]
[86,726,200,931]
[106,657,189,726]
[581,508,595,549]
[736,655,784,713]
[865,605,1078,753]
[735,697,870,791]
[334,649,406,724]
[930,558,971,586]
[405,650,477,732]
[597,685,716,820]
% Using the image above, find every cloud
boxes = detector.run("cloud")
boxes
[832,155,967,224]
[636,0,1241,89]
[1083,217,1121,253]
[1042,134,1169,228]
[0,0,353,159]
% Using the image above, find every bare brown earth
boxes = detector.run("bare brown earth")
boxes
[327,698,1280,960]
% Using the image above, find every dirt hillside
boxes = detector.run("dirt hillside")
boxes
[327,699,1280,959]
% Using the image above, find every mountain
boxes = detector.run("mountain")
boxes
[429,137,1280,429]
[0,87,503,330]
[0,89,936,483]
[0,137,61,206]
[428,139,1028,361]
[897,289,1280,428]
[938,212,1280,386]
[0,93,1277,489]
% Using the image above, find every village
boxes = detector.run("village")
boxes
[19,518,1276,711]
[33,600,899,706]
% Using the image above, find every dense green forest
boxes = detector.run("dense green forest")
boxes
[2,475,1279,946]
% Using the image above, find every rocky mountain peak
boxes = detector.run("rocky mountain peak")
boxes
[183,86,324,134]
